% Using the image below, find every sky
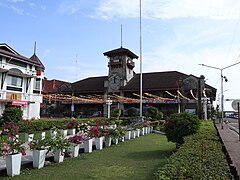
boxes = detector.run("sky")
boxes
[1,0,240,111]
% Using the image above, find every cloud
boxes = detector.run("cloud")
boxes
[57,0,82,15]
[43,49,51,58]
[7,0,25,2]
[93,0,240,20]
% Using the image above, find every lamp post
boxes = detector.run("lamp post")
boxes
[199,61,240,129]
[106,98,112,119]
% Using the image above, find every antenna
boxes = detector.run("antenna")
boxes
[34,41,37,55]
[121,24,123,48]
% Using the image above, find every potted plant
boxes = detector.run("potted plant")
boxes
[50,126,59,139]
[29,137,50,169]
[103,128,119,147]
[116,127,127,142]
[68,132,85,157]
[88,123,104,150]
[67,118,78,135]
[0,122,26,177]
[21,120,35,142]
[48,133,71,163]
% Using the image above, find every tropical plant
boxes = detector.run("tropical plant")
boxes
[48,133,71,153]
[28,137,50,151]
[1,107,23,126]
[0,139,26,156]
[67,119,78,129]
[2,121,20,138]
[68,132,85,144]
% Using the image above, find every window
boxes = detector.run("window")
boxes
[7,75,22,87]
[34,78,41,90]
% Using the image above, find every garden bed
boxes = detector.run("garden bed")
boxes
[154,121,232,179]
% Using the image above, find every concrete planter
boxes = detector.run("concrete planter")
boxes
[6,153,22,177]
[68,129,76,135]
[84,138,93,153]
[33,149,46,169]
[54,149,64,163]
[125,131,131,140]
[131,131,136,139]
[95,137,104,150]
[70,143,80,157]
[105,137,112,147]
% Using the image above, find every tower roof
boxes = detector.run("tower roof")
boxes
[103,47,138,59]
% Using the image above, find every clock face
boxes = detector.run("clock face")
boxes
[108,74,120,91]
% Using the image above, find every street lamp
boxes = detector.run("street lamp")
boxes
[199,61,240,129]
[106,98,112,119]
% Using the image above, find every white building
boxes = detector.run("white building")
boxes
[0,43,45,119]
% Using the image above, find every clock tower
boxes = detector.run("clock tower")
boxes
[103,47,138,93]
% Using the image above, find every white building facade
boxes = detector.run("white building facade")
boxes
[0,43,45,120]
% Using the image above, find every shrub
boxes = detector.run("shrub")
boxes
[127,107,138,117]
[156,111,163,120]
[154,121,232,180]
[1,107,23,126]
[111,108,121,119]
[164,112,200,147]
[145,106,159,120]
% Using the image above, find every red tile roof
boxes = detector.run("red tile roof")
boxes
[42,79,69,94]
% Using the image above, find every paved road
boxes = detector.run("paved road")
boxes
[226,118,240,134]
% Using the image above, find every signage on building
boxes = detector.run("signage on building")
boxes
[11,100,28,106]
[6,93,20,100]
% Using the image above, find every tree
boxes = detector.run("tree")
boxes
[164,112,200,147]
[127,107,138,117]
[145,106,158,120]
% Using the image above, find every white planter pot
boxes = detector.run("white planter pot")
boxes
[147,127,151,133]
[144,127,148,134]
[150,127,153,133]
[120,136,125,142]
[112,138,119,144]
[33,149,46,169]
[41,132,46,140]
[95,137,104,150]
[50,130,57,139]
[105,137,112,147]
[61,130,68,137]
[6,153,22,177]
[125,131,131,140]
[131,131,136,139]
[84,138,93,153]
[54,149,64,163]
[25,133,34,142]
[70,143,80,157]
[136,129,140,137]
[140,128,145,135]
[68,129,76,135]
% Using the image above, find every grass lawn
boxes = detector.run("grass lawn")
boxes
[9,133,175,180]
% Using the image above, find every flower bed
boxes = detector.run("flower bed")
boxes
[154,121,232,179]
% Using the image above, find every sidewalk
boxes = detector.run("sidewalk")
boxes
[215,121,240,179]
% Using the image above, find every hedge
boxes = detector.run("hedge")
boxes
[154,121,232,180]
[17,118,98,133]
